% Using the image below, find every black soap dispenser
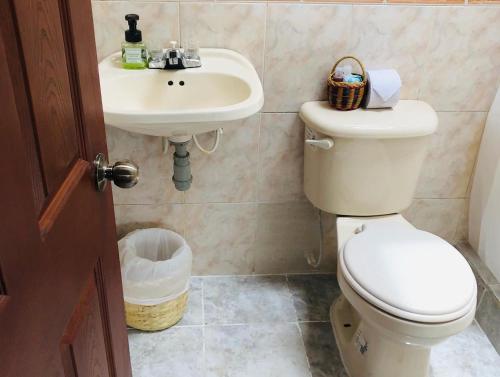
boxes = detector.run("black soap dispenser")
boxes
[121,14,147,69]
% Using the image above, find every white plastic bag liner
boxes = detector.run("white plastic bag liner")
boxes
[119,228,192,306]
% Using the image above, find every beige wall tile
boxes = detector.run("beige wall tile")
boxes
[111,175,183,205]
[114,204,185,239]
[106,126,170,177]
[416,112,487,199]
[258,113,306,202]
[179,2,266,78]
[92,1,179,61]
[455,198,469,244]
[106,126,184,204]
[185,115,260,204]
[183,203,258,275]
[418,6,500,111]
[254,202,336,274]
[97,1,500,276]
[264,4,353,112]
[403,198,467,243]
[350,5,436,99]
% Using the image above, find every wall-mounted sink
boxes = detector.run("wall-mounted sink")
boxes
[98,49,263,138]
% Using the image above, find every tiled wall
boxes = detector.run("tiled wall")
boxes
[91,1,500,275]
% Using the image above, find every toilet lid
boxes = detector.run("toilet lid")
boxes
[340,222,476,323]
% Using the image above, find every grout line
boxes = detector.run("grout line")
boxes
[201,278,206,373]
[297,322,314,377]
[463,111,489,200]
[199,320,330,328]
[255,112,263,209]
[286,274,314,377]
[296,320,331,323]
[114,196,476,208]
[171,323,204,329]
[201,280,206,360]
[115,198,472,206]
[202,322,288,327]
[177,1,182,45]
[261,1,268,89]
[201,278,206,325]
[191,271,335,279]
[476,287,486,310]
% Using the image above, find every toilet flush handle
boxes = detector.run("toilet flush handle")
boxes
[305,138,334,150]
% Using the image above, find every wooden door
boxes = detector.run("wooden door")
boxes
[0,1,132,376]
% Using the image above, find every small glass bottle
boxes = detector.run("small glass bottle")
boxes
[121,14,147,69]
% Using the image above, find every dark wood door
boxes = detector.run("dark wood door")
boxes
[0,1,132,376]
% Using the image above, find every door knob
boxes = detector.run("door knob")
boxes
[94,153,139,192]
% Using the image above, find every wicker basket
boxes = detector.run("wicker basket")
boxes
[125,291,188,332]
[327,56,367,111]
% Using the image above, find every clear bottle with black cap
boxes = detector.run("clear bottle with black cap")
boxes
[121,14,147,69]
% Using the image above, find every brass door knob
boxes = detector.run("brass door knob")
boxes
[94,153,139,192]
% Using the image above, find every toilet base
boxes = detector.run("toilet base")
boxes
[331,295,431,377]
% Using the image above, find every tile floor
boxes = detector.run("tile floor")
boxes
[128,274,500,377]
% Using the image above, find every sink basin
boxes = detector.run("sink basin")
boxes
[98,49,264,137]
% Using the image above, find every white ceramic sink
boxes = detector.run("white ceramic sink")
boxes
[98,49,263,137]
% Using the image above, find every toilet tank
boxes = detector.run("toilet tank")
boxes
[300,100,438,216]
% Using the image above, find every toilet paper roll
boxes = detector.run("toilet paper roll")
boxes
[363,69,402,109]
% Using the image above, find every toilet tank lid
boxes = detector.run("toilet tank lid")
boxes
[299,100,438,139]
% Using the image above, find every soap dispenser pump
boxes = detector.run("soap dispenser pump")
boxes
[121,14,147,69]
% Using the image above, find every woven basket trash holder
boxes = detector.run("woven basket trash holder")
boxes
[119,228,192,332]
[327,56,367,111]
[125,291,189,331]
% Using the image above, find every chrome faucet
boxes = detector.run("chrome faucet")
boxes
[165,41,185,69]
[149,41,201,70]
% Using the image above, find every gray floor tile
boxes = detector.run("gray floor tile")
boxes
[129,327,204,377]
[203,275,297,325]
[300,322,348,377]
[476,286,500,354]
[127,273,500,377]
[177,277,203,326]
[205,323,311,377]
[287,274,341,321]
[430,321,500,377]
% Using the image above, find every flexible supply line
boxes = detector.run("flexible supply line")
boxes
[193,128,223,154]
[306,209,324,268]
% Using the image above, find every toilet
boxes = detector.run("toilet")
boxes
[300,100,477,377]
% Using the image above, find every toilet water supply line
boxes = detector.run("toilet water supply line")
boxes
[306,209,324,268]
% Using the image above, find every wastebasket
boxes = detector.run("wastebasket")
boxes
[118,228,192,331]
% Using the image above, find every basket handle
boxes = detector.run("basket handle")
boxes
[330,56,367,83]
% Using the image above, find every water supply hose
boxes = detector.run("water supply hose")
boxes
[306,209,324,268]
[193,128,223,154]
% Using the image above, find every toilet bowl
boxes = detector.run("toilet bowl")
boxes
[331,215,476,377]
[300,100,477,377]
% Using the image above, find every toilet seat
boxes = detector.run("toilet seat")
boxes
[339,221,476,323]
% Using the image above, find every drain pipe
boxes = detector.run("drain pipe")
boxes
[168,137,193,191]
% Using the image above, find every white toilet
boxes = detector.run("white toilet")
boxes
[300,100,477,377]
